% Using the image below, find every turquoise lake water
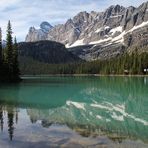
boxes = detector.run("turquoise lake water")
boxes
[0,76,148,148]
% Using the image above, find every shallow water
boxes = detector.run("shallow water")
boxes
[0,76,148,148]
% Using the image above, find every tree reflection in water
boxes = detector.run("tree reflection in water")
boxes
[0,76,147,146]
[0,105,18,141]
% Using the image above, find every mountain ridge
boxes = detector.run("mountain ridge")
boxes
[18,40,81,64]
[25,2,148,61]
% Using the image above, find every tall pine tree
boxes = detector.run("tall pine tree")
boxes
[3,20,20,81]
[12,37,19,78]
[5,20,13,69]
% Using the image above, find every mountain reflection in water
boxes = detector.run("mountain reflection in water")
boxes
[0,76,147,148]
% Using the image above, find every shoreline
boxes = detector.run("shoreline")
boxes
[21,74,148,77]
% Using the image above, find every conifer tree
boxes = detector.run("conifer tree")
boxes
[5,20,13,69]
[13,37,19,78]
[7,108,14,141]
[132,48,138,74]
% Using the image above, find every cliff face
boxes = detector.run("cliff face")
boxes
[25,2,148,60]
[25,22,53,42]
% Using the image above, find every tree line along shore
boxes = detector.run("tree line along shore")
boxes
[0,21,148,81]
[20,48,148,75]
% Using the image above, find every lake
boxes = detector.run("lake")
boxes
[0,76,148,148]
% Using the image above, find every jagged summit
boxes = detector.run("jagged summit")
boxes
[40,22,53,33]
[25,21,52,42]
[25,2,148,61]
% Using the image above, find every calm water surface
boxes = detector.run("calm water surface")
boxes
[0,76,148,148]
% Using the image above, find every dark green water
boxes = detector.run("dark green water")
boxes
[0,76,148,148]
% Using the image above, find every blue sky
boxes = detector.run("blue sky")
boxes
[0,0,147,41]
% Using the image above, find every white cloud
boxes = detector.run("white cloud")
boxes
[0,0,20,9]
[0,0,147,41]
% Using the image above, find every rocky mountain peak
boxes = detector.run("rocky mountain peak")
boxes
[90,11,98,18]
[103,5,125,18]
[139,1,148,9]
[29,27,36,32]
[65,19,74,27]
[26,22,52,42]
[40,22,53,33]
[25,2,148,61]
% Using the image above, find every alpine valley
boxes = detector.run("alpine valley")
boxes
[0,1,148,148]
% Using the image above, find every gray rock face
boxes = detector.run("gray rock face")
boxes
[25,2,148,60]
[40,22,53,33]
[124,26,148,48]
[25,22,53,42]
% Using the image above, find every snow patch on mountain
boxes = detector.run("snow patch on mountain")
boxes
[66,20,148,49]
[89,37,112,45]
[110,15,122,18]
[127,21,148,33]
[110,26,123,35]
[104,26,110,30]
[111,31,125,43]
[67,38,84,48]
[95,27,102,33]
[90,21,148,46]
